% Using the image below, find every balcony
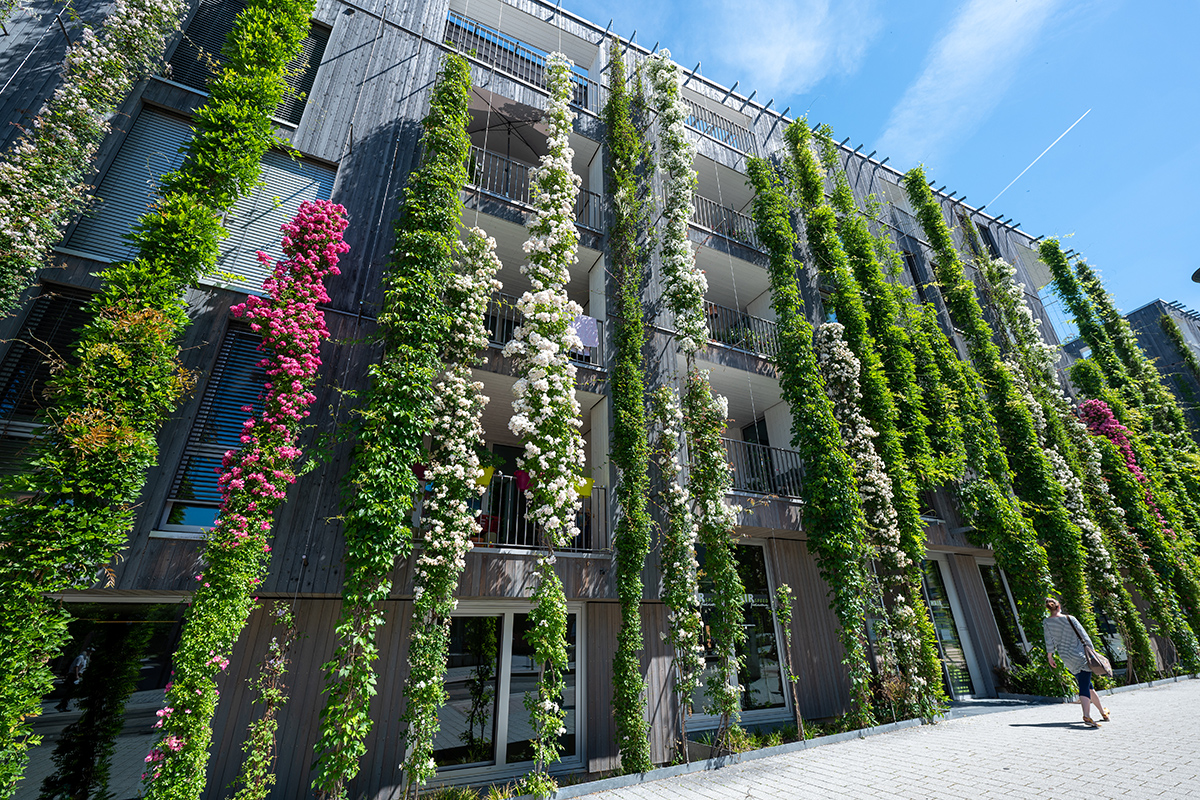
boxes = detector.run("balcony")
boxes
[722,438,804,499]
[485,291,605,372]
[474,472,608,551]
[445,11,601,114]
[692,194,762,252]
[682,97,756,154]
[705,301,778,358]
[468,146,603,234]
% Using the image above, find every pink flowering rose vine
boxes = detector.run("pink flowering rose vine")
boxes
[1078,398,1171,536]
[142,201,348,798]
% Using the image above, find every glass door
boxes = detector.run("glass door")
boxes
[920,559,976,698]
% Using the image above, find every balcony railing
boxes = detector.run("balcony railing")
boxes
[445,11,601,113]
[468,146,604,233]
[722,438,804,498]
[682,97,756,154]
[485,291,605,371]
[474,473,608,551]
[692,194,763,251]
[704,301,778,357]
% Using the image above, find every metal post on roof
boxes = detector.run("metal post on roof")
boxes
[683,61,701,86]
[739,89,757,111]
[722,81,739,102]
[754,98,773,122]
[879,157,890,166]
[866,150,876,160]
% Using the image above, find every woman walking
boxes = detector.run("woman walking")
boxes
[1043,597,1110,728]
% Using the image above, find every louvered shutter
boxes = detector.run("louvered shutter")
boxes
[0,286,95,475]
[65,110,193,263]
[163,328,265,527]
[207,151,336,294]
[167,0,329,126]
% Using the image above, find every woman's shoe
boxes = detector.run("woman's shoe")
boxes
[1082,716,1100,728]
[1100,708,1111,722]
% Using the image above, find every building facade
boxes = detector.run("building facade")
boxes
[1,0,1085,796]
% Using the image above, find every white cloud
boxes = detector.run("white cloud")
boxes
[877,0,1060,167]
[695,0,882,97]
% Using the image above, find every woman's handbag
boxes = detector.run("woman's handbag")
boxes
[1069,616,1114,677]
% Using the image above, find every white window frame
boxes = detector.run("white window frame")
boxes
[977,557,1033,654]
[687,538,794,732]
[431,599,587,786]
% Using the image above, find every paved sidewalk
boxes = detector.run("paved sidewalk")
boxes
[580,680,1200,800]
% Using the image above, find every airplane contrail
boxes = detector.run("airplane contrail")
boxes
[987,108,1091,208]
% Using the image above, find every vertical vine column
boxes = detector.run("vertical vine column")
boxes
[790,123,944,718]
[746,157,875,728]
[0,0,314,788]
[143,200,347,799]
[502,52,585,795]
[312,53,470,799]
[0,0,186,313]
[602,42,654,773]
[647,51,747,743]
[650,386,705,754]
[903,169,1097,641]
[401,228,502,793]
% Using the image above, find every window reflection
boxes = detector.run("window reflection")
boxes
[505,613,577,764]
[434,616,502,767]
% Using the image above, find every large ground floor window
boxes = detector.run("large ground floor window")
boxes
[434,603,582,776]
[692,542,788,720]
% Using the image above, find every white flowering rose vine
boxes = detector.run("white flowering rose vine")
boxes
[646,51,707,356]
[650,386,705,748]
[400,228,501,790]
[0,0,186,314]
[503,52,583,790]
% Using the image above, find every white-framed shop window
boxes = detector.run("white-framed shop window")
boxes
[689,540,792,729]
[977,557,1033,659]
[433,601,586,784]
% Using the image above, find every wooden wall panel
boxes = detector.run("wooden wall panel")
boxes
[640,602,679,766]
[768,538,851,720]
[586,601,620,772]
[945,554,1002,698]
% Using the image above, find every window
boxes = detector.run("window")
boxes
[901,250,929,305]
[920,558,976,698]
[693,543,788,717]
[0,285,93,475]
[65,108,337,294]
[434,604,582,776]
[978,562,1030,666]
[167,0,330,125]
[976,224,1002,259]
[158,328,265,533]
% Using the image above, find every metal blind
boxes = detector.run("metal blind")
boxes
[211,149,337,294]
[0,285,95,425]
[167,0,330,125]
[66,109,194,264]
[167,328,266,506]
[66,108,336,293]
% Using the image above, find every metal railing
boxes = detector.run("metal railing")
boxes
[682,97,756,154]
[468,146,604,232]
[722,438,804,498]
[474,473,608,551]
[692,194,763,251]
[704,301,778,357]
[485,291,605,370]
[445,11,601,113]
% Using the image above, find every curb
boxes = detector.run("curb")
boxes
[512,675,1200,800]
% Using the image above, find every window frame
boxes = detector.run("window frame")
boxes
[687,538,794,732]
[428,599,588,785]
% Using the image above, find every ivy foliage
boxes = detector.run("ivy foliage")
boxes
[1161,312,1200,391]
[603,41,654,775]
[791,123,944,718]
[903,169,1097,642]
[918,302,1054,644]
[903,304,968,483]
[975,249,1156,681]
[0,0,187,315]
[746,156,875,729]
[312,54,470,800]
[0,0,313,789]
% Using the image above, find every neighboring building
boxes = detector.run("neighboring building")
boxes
[1065,299,1200,436]
[1,0,1078,796]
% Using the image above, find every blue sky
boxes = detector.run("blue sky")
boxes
[563,0,1200,333]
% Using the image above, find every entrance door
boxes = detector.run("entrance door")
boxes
[920,559,977,699]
